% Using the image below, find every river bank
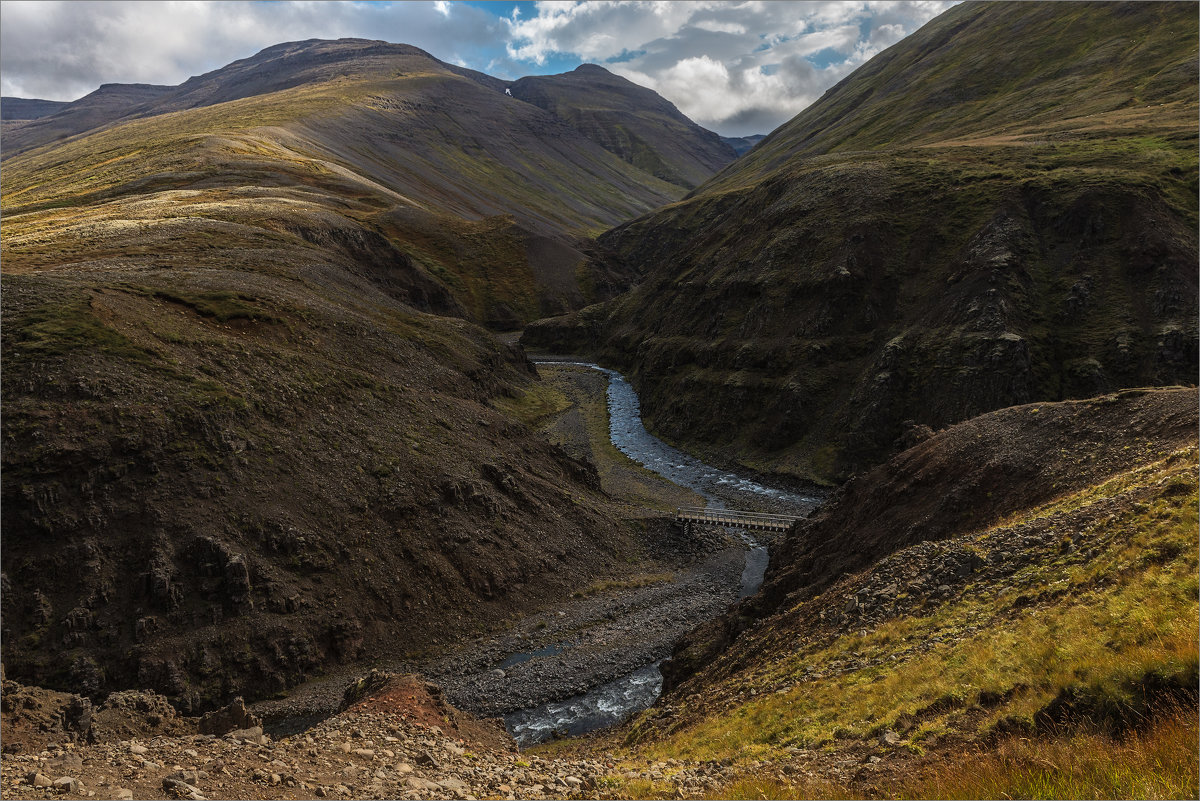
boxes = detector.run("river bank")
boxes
[254,361,823,745]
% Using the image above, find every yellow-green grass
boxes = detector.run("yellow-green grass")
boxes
[618,446,1197,767]
[665,707,1197,801]
[901,706,1198,800]
[493,379,573,429]
[571,572,676,599]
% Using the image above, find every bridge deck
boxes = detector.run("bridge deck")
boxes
[675,506,801,533]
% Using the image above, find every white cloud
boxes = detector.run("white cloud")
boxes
[0,0,961,136]
[508,1,960,135]
[0,0,506,101]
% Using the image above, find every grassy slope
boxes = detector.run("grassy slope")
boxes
[0,48,685,328]
[0,231,660,710]
[522,1,1199,484]
[0,44,707,709]
[542,390,1198,799]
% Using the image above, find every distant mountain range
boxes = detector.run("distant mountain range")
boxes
[0,96,70,120]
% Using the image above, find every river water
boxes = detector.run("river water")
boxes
[503,362,820,745]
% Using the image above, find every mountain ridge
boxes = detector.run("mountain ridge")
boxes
[1,38,737,328]
[0,37,732,707]
[523,0,1199,484]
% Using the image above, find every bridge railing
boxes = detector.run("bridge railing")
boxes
[675,506,801,529]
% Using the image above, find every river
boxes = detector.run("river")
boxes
[503,362,820,745]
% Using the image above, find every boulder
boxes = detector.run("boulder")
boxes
[197,696,260,735]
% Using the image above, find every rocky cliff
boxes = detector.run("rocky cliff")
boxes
[523,1,1199,483]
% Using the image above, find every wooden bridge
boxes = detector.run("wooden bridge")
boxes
[675,506,801,533]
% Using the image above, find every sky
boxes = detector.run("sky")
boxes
[0,0,958,137]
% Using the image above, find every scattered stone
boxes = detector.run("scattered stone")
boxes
[162,777,205,800]
[52,777,82,794]
[26,772,52,787]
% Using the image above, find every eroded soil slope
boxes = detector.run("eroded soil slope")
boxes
[0,247,642,713]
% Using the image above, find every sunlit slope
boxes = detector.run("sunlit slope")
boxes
[550,390,1199,800]
[523,1,1199,483]
[1,40,686,326]
[715,1,1199,189]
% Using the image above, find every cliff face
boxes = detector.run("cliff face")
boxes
[1,39,730,710]
[522,1,1199,483]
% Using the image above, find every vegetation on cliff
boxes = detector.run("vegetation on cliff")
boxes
[523,1,1199,484]
[0,38,736,710]
[549,389,1199,800]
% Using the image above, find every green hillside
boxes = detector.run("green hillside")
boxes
[0,39,733,707]
[0,39,709,328]
[523,1,1199,484]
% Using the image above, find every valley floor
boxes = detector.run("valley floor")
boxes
[2,371,1195,801]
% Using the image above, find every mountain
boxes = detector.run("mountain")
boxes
[0,39,728,708]
[0,38,733,328]
[719,134,766,156]
[1,83,173,156]
[523,1,1199,484]
[510,64,737,189]
[0,97,70,120]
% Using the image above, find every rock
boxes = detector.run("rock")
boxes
[162,777,205,800]
[114,790,133,800]
[25,772,52,787]
[225,725,265,744]
[879,729,901,746]
[197,697,261,736]
[440,777,470,794]
[351,748,375,757]
[415,749,440,768]
[52,777,82,794]
[48,753,83,773]
[129,744,148,755]
[403,777,440,792]
[167,770,202,785]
